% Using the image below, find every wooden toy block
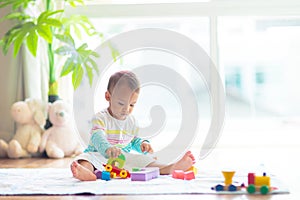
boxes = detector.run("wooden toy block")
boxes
[131,167,159,181]
[222,171,235,186]
[184,171,195,180]
[172,170,185,180]
[101,171,111,181]
[94,170,102,179]
[187,166,198,175]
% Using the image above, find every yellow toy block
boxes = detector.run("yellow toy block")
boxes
[255,175,270,187]
[187,166,198,174]
[222,171,235,186]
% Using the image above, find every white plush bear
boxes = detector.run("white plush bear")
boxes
[0,98,47,158]
[0,130,12,157]
[39,100,82,158]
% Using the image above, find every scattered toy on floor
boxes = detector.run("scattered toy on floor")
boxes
[131,167,159,181]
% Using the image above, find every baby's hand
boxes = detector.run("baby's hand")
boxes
[140,141,153,154]
[106,146,121,158]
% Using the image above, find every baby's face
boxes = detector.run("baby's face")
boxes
[108,85,139,120]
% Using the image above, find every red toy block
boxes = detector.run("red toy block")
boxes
[184,171,195,180]
[248,173,255,185]
[172,170,185,179]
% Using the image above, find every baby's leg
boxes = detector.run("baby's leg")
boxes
[70,160,97,181]
[147,151,195,175]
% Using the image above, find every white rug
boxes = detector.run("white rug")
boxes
[0,168,289,195]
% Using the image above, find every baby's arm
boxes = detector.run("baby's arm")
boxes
[90,131,121,158]
[140,141,153,153]
[90,131,111,157]
[130,138,153,154]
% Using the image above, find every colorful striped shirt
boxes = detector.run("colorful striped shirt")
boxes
[84,109,144,157]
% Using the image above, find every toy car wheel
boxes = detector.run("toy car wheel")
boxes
[260,185,269,195]
[119,170,128,178]
[247,184,256,194]
[105,164,113,172]
[215,184,224,191]
[228,184,237,191]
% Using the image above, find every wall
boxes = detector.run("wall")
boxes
[0,7,21,141]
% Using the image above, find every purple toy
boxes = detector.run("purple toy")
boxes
[131,167,159,181]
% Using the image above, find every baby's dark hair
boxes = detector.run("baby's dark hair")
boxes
[107,71,140,93]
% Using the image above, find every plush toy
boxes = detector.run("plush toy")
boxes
[0,98,47,158]
[0,130,11,157]
[39,100,82,158]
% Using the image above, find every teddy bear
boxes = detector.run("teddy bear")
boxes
[0,98,47,158]
[0,130,11,157]
[39,100,82,158]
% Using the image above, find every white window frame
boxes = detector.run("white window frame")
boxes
[66,1,300,119]
[66,0,300,71]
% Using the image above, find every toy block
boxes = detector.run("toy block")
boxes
[101,171,111,181]
[107,154,126,169]
[222,171,235,186]
[255,175,270,187]
[110,172,117,178]
[131,167,159,181]
[172,170,185,179]
[132,168,141,172]
[187,166,198,174]
[248,173,255,185]
[184,171,195,180]
[94,170,102,179]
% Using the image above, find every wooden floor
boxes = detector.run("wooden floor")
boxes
[0,155,296,200]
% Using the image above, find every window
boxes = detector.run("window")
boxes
[69,2,300,154]
[219,16,300,118]
[87,17,211,151]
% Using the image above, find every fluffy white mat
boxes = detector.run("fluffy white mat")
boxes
[0,168,289,195]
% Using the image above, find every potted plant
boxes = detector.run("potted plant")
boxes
[0,0,111,103]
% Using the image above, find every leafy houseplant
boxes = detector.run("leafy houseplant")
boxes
[0,0,102,102]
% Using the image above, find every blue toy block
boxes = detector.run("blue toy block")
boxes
[101,171,111,181]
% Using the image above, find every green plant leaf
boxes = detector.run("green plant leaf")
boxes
[38,10,63,24]
[85,64,93,86]
[13,30,27,57]
[60,57,75,77]
[54,34,75,47]
[42,18,62,28]
[0,0,34,10]
[0,12,31,22]
[77,43,88,51]
[73,24,82,39]
[87,56,100,74]
[1,24,22,55]
[11,21,35,57]
[36,25,52,43]
[72,65,84,90]
[55,45,75,56]
[66,0,85,7]
[26,29,38,57]
[90,51,100,58]
[62,15,99,39]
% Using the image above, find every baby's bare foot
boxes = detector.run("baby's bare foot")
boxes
[170,151,195,173]
[70,161,97,181]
